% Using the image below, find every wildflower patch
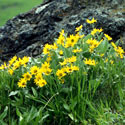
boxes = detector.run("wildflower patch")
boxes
[0,17,124,124]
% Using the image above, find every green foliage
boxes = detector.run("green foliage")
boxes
[0,20,124,124]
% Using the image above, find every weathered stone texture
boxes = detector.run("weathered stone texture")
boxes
[0,0,125,63]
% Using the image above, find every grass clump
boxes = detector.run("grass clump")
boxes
[0,18,124,124]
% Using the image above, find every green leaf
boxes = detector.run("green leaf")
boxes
[82,43,89,52]
[39,114,49,123]
[70,100,77,109]
[16,108,22,117]
[0,106,8,120]
[84,34,92,41]
[63,104,70,112]
[9,91,19,97]
[68,113,78,122]
[97,40,109,53]
[31,87,38,97]
[26,106,38,122]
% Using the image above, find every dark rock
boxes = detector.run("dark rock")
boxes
[0,0,125,63]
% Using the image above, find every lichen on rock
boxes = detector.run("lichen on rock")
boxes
[0,0,124,63]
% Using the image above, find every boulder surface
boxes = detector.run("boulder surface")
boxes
[0,0,125,63]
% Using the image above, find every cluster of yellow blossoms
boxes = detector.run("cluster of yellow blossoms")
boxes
[58,33,79,48]
[0,62,7,70]
[56,65,79,81]
[1,17,124,88]
[55,55,79,82]
[17,27,85,87]
[72,48,82,53]
[56,28,84,49]
[18,61,52,88]
[59,56,76,66]
[86,38,101,52]
[83,58,96,66]
[111,42,124,58]
[0,56,29,75]
[91,28,103,36]
[43,43,58,55]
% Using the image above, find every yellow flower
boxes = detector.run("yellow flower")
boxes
[46,56,52,62]
[56,69,66,79]
[76,33,84,39]
[65,66,74,73]
[75,25,83,32]
[59,59,68,66]
[4,62,7,68]
[86,18,97,24]
[111,42,124,58]
[116,46,124,59]
[111,42,117,49]
[68,34,78,44]
[61,67,67,72]
[37,67,43,74]
[59,50,63,55]
[0,62,7,70]
[91,28,103,35]
[68,56,77,63]
[91,28,98,35]
[87,39,100,52]
[18,58,23,65]
[110,60,114,64]
[84,58,96,66]
[87,39,98,45]
[0,65,4,70]
[51,43,58,50]
[104,34,112,41]
[57,35,65,46]
[100,53,104,57]
[89,45,95,53]
[37,78,47,87]
[65,41,72,48]
[72,65,79,71]
[8,69,14,75]
[18,78,27,88]
[65,34,78,48]
[34,73,43,84]
[30,66,39,75]
[12,60,21,70]
[43,44,52,55]
[59,56,77,66]
[60,29,64,35]
[41,62,50,69]
[105,58,108,62]
[65,65,79,73]
[23,72,32,81]
[21,56,29,66]
[44,68,52,75]
[43,47,50,55]
[86,39,95,45]
[119,54,123,59]
[8,56,17,66]
[72,48,82,53]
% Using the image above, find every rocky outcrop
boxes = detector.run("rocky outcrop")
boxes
[0,0,125,63]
